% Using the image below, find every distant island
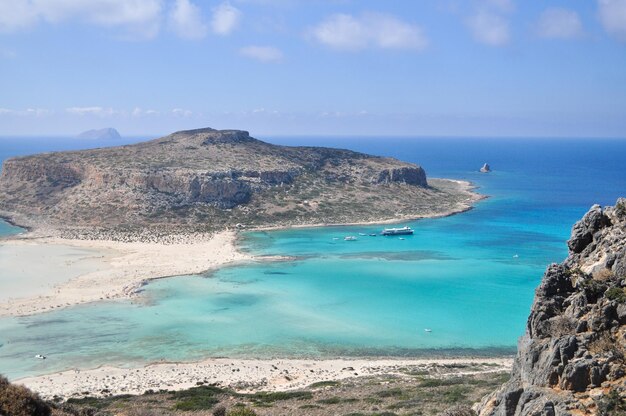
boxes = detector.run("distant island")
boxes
[77,127,121,140]
[0,127,481,240]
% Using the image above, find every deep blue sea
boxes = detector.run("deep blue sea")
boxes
[0,136,625,380]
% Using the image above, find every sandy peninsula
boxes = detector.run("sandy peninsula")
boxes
[0,231,252,318]
[16,357,513,401]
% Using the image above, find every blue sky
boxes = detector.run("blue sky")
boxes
[1,0,626,137]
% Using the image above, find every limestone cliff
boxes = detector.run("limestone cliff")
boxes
[0,128,478,238]
[477,199,626,416]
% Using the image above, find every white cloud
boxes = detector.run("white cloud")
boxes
[168,0,208,39]
[598,0,626,41]
[0,0,163,39]
[535,8,584,39]
[210,2,241,35]
[172,108,192,117]
[131,107,159,117]
[66,106,116,116]
[467,10,510,46]
[0,0,39,32]
[0,107,52,116]
[310,13,428,52]
[240,45,283,62]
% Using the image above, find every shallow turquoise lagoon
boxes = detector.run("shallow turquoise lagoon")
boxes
[0,202,566,379]
[1,137,625,380]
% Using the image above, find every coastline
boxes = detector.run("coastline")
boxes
[0,178,504,403]
[0,178,484,318]
[16,356,513,401]
[250,178,486,232]
[0,231,253,318]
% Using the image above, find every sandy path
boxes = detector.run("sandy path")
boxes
[16,357,513,400]
[0,231,252,317]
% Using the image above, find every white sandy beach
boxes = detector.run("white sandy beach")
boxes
[16,357,513,400]
[0,231,252,317]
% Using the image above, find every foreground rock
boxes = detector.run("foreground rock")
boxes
[477,198,626,416]
[0,128,480,240]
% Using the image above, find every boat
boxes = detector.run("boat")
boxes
[34,354,46,359]
[369,234,377,237]
[381,226,414,236]
[344,236,357,241]
[358,233,367,236]
[398,237,405,240]
[424,329,432,333]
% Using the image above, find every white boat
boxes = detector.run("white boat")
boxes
[35,354,46,359]
[382,226,414,236]
[358,233,367,236]
[424,329,432,333]
[344,236,357,241]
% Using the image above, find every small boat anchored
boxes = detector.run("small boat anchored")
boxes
[344,236,358,241]
[382,226,414,236]
[424,328,432,333]
[34,354,47,360]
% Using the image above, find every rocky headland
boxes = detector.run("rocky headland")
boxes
[0,128,480,240]
[477,199,626,416]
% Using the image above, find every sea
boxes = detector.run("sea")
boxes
[0,135,625,380]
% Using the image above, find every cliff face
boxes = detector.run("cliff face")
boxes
[0,128,476,237]
[478,199,626,416]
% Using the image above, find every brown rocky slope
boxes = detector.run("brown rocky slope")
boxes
[0,128,478,239]
[477,199,626,416]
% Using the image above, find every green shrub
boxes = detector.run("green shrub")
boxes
[598,389,626,416]
[375,387,404,397]
[226,407,257,416]
[0,375,51,416]
[246,391,312,403]
[174,396,220,411]
[317,396,342,404]
[606,287,626,302]
[615,200,626,218]
[171,386,223,411]
[309,380,340,388]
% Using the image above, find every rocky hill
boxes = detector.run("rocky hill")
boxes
[77,127,121,140]
[0,128,478,238]
[477,199,626,416]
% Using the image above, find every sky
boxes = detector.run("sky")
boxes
[1,0,626,138]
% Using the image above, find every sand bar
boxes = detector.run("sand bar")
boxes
[16,357,513,400]
[0,231,252,317]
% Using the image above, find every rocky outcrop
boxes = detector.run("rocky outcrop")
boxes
[377,167,427,186]
[477,199,626,416]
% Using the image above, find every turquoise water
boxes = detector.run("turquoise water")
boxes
[0,220,22,236]
[0,137,625,380]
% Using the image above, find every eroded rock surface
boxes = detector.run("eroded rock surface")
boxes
[477,199,626,416]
